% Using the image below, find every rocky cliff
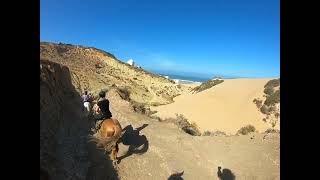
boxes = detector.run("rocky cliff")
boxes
[40,59,91,180]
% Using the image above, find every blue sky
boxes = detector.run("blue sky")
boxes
[40,0,279,78]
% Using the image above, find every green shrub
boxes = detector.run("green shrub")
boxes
[192,79,224,93]
[264,79,280,88]
[264,87,274,95]
[260,105,270,115]
[264,90,280,106]
[237,125,256,135]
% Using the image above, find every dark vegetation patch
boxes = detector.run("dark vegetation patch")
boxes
[192,79,224,93]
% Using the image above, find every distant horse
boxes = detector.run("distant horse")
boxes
[89,118,123,166]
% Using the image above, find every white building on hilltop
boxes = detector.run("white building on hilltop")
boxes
[127,59,135,66]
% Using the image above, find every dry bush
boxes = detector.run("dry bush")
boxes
[253,98,263,108]
[203,130,226,136]
[237,125,256,135]
[192,79,224,93]
[162,114,201,136]
[260,105,270,114]
[116,86,131,101]
[265,128,280,133]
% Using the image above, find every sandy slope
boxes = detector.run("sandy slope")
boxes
[107,95,279,180]
[152,78,274,135]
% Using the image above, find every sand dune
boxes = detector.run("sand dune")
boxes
[152,78,275,135]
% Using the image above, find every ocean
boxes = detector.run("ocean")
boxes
[156,73,239,83]
[161,74,210,82]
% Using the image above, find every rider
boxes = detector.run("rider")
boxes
[94,90,112,125]
[82,91,92,114]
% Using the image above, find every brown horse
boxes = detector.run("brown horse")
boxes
[89,118,123,166]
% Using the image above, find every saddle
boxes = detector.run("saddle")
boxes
[95,118,112,132]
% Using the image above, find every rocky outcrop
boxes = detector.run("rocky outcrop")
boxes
[40,59,120,180]
[40,59,90,180]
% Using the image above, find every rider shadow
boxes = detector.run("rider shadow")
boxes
[117,124,149,164]
[217,166,235,180]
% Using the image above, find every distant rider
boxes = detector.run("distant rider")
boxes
[82,91,92,114]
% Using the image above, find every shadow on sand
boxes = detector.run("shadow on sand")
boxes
[217,166,235,180]
[117,124,149,164]
[86,140,119,180]
[168,171,184,180]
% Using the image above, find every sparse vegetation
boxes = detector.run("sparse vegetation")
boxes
[264,78,280,88]
[237,125,256,135]
[150,102,164,106]
[260,105,270,115]
[95,63,104,69]
[262,79,280,107]
[253,98,263,108]
[203,130,226,136]
[265,128,280,133]
[113,86,157,115]
[192,79,224,93]
[56,44,71,55]
[264,89,280,106]
[254,79,280,124]
[161,114,202,136]
[130,101,153,115]
[263,87,274,95]
[116,86,131,101]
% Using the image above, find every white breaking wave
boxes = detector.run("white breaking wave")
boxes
[172,79,200,84]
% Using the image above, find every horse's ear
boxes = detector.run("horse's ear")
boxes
[178,171,184,176]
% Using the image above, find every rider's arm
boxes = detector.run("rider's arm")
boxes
[95,104,101,113]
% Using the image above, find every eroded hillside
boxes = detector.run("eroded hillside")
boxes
[40,42,185,106]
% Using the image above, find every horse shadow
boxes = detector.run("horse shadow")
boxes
[168,171,184,180]
[217,166,235,180]
[117,124,149,164]
[86,140,119,180]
